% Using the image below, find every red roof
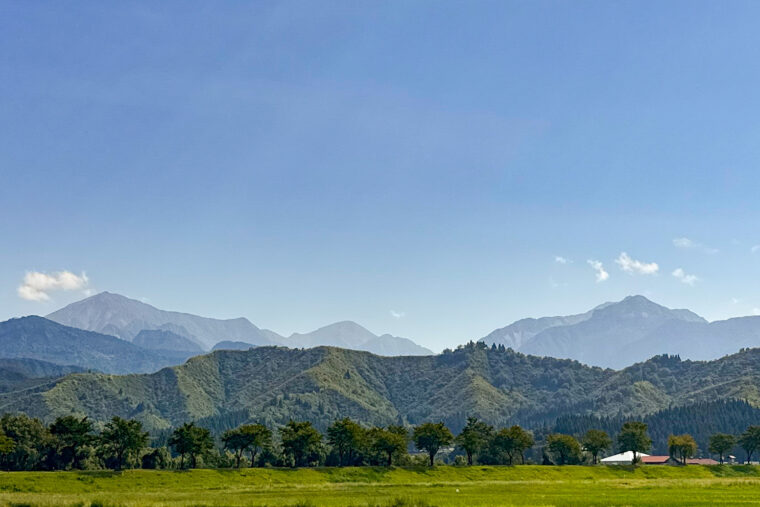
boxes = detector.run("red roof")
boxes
[640,456,669,464]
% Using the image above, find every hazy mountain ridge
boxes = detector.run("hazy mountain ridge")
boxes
[481,301,618,350]
[280,321,433,356]
[47,292,432,357]
[133,329,204,354]
[0,317,197,374]
[481,295,755,368]
[47,292,280,350]
[5,343,760,434]
[0,358,86,394]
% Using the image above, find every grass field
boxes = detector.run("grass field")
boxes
[2,465,760,506]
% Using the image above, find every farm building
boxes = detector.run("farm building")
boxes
[600,451,649,465]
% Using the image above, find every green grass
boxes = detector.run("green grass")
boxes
[2,465,760,506]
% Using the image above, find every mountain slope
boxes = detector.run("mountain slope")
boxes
[212,341,256,351]
[5,343,760,434]
[282,321,433,356]
[48,293,431,356]
[47,292,280,350]
[520,296,706,368]
[481,301,618,350]
[0,358,86,394]
[133,329,204,354]
[0,317,193,374]
[480,295,738,368]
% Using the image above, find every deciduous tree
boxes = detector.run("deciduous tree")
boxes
[708,433,736,464]
[222,424,272,468]
[454,417,493,465]
[582,429,612,465]
[369,426,407,466]
[169,423,214,469]
[49,416,94,469]
[280,420,323,467]
[327,418,366,466]
[739,426,760,464]
[668,434,697,465]
[617,421,651,464]
[546,434,581,465]
[0,414,51,471]
[492,425,534,465]
[99,417,149,470]
[413,422,453,466]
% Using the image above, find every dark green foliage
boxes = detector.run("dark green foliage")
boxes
[0,414,51,471]
[738,426,760,464]
[709,433,736,464]
[546,434,581,465]
[99,417,149,470]
[618,422,652,463]
[48,416,94,470]
[280,420,323,467]
[368,425,408,466]
[8,345,760,437]
[327,418,366,466]
[454,417,493,465]
[581,429,611,464]
[222,424,272,467]
[169,423,213,469]
[0,430,15,455]
[668,434,697,464]
[141,446,172,469]
[413,422,453,466]
[553,399,760,458]
[490,425,534,465]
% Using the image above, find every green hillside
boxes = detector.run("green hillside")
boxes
[3,343,760,433]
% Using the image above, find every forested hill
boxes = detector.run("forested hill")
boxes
[551,399,760,459]
[3,343,760,433]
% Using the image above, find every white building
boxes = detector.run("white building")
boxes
[600,451,650,465]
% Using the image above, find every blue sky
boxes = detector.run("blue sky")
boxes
[2,1,760,351]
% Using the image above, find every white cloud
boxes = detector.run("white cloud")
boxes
[752,245,760,254]
[673,237,695,249]
[554,256,571,264]
[672,268,699,286]
[17,271,89,301]
[587,260,609,282]
[731,297,741,305]
[615,252,659,275]
[672,237,718,254]
[754,308,760,316]
[390,310,405,319]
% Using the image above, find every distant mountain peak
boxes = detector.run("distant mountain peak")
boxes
[47,292,277,350]
[47,293,431,357]
[481,295,718,368]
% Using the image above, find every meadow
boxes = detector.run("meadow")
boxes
[1,465,760,507]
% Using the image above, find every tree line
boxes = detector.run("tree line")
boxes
[2,412,760,471]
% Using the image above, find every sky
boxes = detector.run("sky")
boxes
[2,1,760,352]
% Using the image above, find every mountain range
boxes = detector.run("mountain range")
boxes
[47,292,432,357]
[480,295,760,369]
[0,357,85,394]
[4,343,760,434]
[0,316,196,374]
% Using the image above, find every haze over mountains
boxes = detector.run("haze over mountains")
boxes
[47,292,278,350]
[46,292,433,357]
[0,316,195,374]
[3,292,760,438]
[480,295,760,369]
